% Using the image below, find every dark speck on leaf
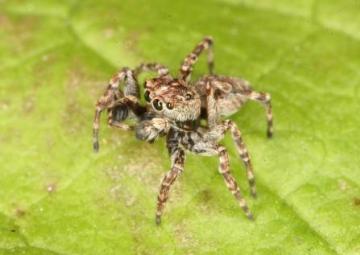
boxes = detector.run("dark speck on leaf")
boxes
[199,189,212,202]
[15,208,26,218]
[46,183,57,193]
[353,197,360,207]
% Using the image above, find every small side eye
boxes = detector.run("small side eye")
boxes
[166,102,174,110]
[185,93,193,100]
[144,90,151,102]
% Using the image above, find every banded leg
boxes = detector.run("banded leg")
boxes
[180,36,214,81]
[247,91,273,138]
[205,81,219,129]
[134,62,171,78]
[218,146,253,220]
[156,148,185,225]
[93,68,139,152]
[225,120,256,198]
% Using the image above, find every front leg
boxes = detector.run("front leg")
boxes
[93,68,138,151]
[156,147,185,225]
[93,68,140,152]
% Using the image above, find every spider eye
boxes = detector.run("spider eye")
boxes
[166,102,174,110]
[152,99,163,111]
[185,93,193,100]
[144,90,151,102]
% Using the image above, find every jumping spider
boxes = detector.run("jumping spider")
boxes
[93,37,273,224]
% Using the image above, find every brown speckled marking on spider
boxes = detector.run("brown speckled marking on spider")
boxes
[180,36,214,81]
[94,36,274,224]
[138,115,257,223]
[155,148,185,225]
[247,91,273,138]
[218,146,253,220]
[196,75,273,137]
[224,119,257,198]
[134,62,170,77]
[138,71,265,222]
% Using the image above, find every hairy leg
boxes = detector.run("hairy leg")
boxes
[93,68,140,152]
[246,91,273,138]
[198,75,241,128]
[182,127,254,218]
[196,76,273,138]
[156,148,185,224]
[180,36,214,81]
[205,81,219,129]
[134,62,171,77]
[204,120,256,197]
[218,146,253,219]
[225,120,256,197]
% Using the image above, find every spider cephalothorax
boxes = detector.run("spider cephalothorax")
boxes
[146,79,201,122]
[93,37,274,224]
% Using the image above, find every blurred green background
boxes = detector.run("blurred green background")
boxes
[0,0,359,254]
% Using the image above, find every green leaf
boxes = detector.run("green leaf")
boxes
[0,0,359,254]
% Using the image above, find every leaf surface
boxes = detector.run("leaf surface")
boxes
[0,0,359,254]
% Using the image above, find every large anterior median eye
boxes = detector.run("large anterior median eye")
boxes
[144,90,151,102]
[152,99,163,111]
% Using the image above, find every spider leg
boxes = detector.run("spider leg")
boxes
[156,147,185,225]
[184,127,254,219]
[205,81,219,129]
[203,119,256,198]
[224,120,256,198]
[246,91,273,138]
[199,76,240,128]
[134,62,171,78]
[180,36,214,81]
[93,68,140,152]
[198,76,273,138]
[93,86,122,152]
[218,146,253,219]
